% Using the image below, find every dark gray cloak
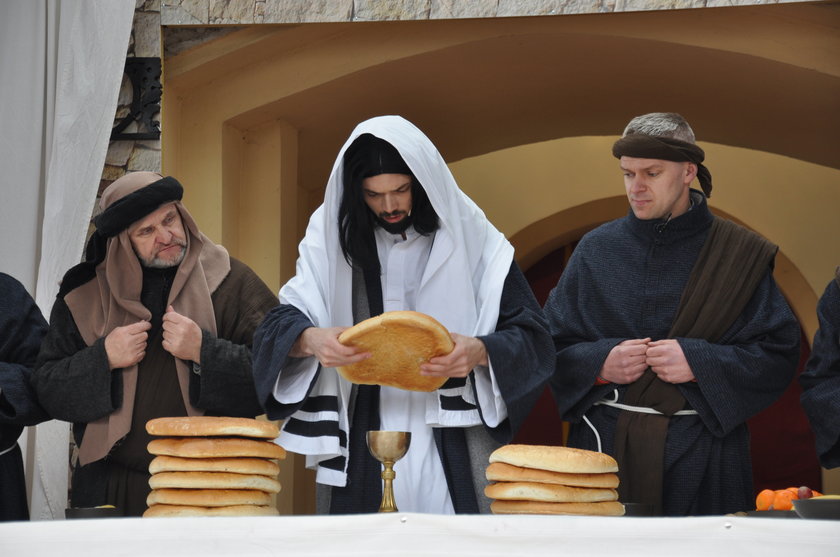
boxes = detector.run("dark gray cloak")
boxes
[544,192,800,516]
[0,273,49,521]
[799,272,840,469]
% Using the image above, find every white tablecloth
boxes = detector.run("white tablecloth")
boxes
[2,513,839,557]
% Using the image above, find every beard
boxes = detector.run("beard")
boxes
[141,242,187,269]
[376,212,413,235]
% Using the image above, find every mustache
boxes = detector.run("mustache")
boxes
[160,237,187,249]
[378,211,406,219]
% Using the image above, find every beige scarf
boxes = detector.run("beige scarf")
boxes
[65,172,230,465]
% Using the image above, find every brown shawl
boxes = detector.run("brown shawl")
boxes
[613,217,777,514]
[65,172,230,465]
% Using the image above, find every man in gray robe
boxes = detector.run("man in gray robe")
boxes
[544,113,800,515]
[0,273,48,521]
[800,267,840,469]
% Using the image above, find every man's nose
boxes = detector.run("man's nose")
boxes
[629,175,646,192]
[383,194,397,213]
[156,227,173,244]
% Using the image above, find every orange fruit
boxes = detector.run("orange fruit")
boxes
[755,489,775,511]
[771,490,795,511]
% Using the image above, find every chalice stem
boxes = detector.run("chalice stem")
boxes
[379,460,398,512]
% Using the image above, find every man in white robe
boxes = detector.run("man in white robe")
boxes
[252,116,553,514]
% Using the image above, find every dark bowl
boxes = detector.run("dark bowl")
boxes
[65,506,122,519]
[792,497,840,520]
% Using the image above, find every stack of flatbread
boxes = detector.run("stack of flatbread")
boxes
[143,416,286,518]
[485,444,624,516]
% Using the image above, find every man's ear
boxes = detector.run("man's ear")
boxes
[685,162,698,185]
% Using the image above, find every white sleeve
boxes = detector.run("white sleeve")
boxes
[272,356,320,404]
[466,356,508,427]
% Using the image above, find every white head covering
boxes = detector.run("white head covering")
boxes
[278,115,513,484]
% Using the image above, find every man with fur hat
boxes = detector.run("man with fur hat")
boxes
[252,116,554,514]
[543,112,800,516]
[33,172,278,516]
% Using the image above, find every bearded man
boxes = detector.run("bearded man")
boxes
[252,116,553,514]
[33,172,278,516]
[544,112,800,516]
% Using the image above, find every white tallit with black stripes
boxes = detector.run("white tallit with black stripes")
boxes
[275,115,514,487]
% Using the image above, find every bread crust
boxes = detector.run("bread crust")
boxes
[490,500,625,516]
[486,462,619,488]
[143,504,278,517]
[147,488,272,507]
[146,416,279,439]
[148,471,282,493]
[484,481,618,503]
[489,444,618,474]
[147,437,287,460]
[149,455,280,476]
[337,311,454,392]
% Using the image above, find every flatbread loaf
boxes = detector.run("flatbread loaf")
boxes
[490,500,625,516]
[485,481,618,503]
[143,504,278,518]
[489,444,618,474]
[486,462,619,488]
[147,488,273,507]
[336,311,454,392]
[149,455,280,476]
[149,471,282,493]
[146,416,279,439]
[147,437,287,460]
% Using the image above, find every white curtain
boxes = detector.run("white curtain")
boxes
[0,0,135,519]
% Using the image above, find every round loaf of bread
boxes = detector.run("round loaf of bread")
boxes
[146,416,279,439]
[143,504,278,518]
[336,311,454,392]
[484,481,618,503]
[147,488,273,507]
[489,444,618,474]
[147,437,287,460]
[149,471,282,493]
[149,455,280,476]
[490,500,625,516]
[486,462,619,488]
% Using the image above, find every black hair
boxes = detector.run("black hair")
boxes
[337,134,439,273]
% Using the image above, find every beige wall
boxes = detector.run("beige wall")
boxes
[450,138,840,340]
[160,2,840,509]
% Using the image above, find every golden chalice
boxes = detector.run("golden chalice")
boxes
[366,430,411,513]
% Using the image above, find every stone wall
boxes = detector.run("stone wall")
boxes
[101,0,163,198]
[159,0,797,25]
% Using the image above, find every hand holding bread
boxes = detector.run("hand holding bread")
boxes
[336,311,455,392]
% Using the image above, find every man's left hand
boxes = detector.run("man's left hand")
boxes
[419,333,488,378]
[645,339,695,383]
[162,305,202,363]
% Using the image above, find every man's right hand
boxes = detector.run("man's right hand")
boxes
[599,338,650,384]
[291,327,371,368]
[104,321,151,370]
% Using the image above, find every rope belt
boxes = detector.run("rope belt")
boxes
[594,398,699,416]
[582,390,698,454]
